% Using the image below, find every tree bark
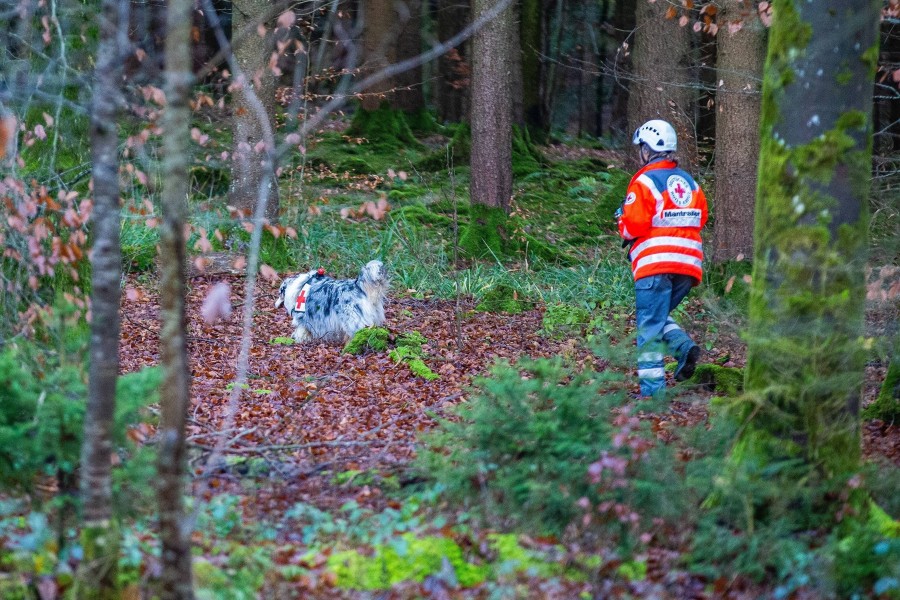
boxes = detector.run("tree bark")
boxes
[435,0,470,123]
[469,0,513,211]
[158,0,195,594]
[77,0,122,594]
[627,0,698,171]
[394,0,425,113]
[460,0,514,258]
[509,1,524,127]
[359,0,425,113]
[361,0,396,110]
[230,0,279,221]
[712,0,766,263]
[607,0,635,138]
[520,0,544,132]
[742,0,880,477]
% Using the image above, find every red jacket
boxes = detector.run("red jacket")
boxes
[617,159,708,283]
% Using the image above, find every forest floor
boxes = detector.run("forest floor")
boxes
[117,267,899,598]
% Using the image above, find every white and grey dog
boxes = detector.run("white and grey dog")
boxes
[274,260,388,343]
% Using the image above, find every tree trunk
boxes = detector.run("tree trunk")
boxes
[627,0,697,171]
[361,0,396,110]
[607,0,634,138]
[230,0,279,221]
[742,0,880,479]
[509,2,524,127]
[469,0,513,211]
[462,0,514,258]
[77,0,122,595]
[712,0,766,263]
[520,0,544,133]
[435,0,470,123]
[394,0,425,113]
[158,0,195,594]
[578,4,599,137]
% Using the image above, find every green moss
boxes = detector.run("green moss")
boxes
[511,126,544,178]
[835,68,854,86]
[269,337,295,346]
[386,182,431,202]
[404,109,442,135]
[685,364,745,396]
[389,332,439,380]
[486,533,564,578]
[327,534,486,589]
[326,533,566,590]
[343,327,390,354]
[476,284,529,314]
[862,350,899,422]
[392,204,455,228]
[416,123,471,171]
[346,102,423,151]
[406,357,440,381]
[459,204,508,259]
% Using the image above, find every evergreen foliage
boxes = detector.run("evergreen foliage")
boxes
[0,334,159,499]
[417,357,685,539]
[540,303,592,338]
[475,283,529,314]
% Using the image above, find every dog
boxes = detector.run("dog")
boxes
[274,260,388,343]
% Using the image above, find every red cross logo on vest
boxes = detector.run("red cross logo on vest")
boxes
[295,282,311,313]
[666,174,693,207]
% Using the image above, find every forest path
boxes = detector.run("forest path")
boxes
[118,271,898,519]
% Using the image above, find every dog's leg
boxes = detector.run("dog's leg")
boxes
[292,325,311,343]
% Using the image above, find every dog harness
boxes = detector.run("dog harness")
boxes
[295,282,311,313]
[617,159,708,284]
[294,268,328,314]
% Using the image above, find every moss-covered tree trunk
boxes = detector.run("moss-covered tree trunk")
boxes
[158,0,195,595]
[77,0,122,595]
[712,0,766,263]
[354,0,428,141]
[230,0,279,221]
[627,0,697,171]
[464,0,514,257]
[864,302,900,422]
[740,0,880,480]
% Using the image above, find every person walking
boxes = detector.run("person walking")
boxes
[617,119,708,398]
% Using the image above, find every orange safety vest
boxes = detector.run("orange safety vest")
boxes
[617,159,708,283]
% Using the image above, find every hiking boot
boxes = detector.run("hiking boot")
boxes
[675,345,701,382]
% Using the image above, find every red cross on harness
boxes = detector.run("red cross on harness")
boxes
[673,182,687,200]
[295,284,311,312]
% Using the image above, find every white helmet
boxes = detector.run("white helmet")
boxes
[633,119,677,152]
